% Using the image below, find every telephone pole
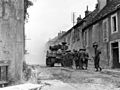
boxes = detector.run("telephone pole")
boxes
[72,12,75,26]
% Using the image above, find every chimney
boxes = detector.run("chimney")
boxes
[85,6,91,17]
[77,15,82,23]
[95,3,99,9]
[97,0,107,11]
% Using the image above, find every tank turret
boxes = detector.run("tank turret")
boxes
[61,42,68,51]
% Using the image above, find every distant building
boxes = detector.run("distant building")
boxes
[0,0,25,85]
[46,31,66,47]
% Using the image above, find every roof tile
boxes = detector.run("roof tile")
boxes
[84,0,120,30]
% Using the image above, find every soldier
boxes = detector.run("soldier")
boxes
[67,50,73,68]
[60,42,68,67]
[94,48,102,71]
[84,49,89,70]
[73,50,79,69]
[93,42,102,72]
[61,51,66,67]
[57,49,63,66]
[78,49,85,70]
[77,49,83,69]
[63,50,69,67]
[61,42,68,51]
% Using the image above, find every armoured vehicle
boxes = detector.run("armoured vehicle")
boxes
[46,42,68,67]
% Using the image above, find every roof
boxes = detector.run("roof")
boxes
[59,18,85,40]
[61,28,73,37]
[83,9,99,30]
[83,0,120,30]
[52,0,120,42]
[58,28,72,40]
[73,19,85,29]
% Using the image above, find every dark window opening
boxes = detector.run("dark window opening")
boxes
[0,66,8,81]
[112,16,117,32]
[111,42,120,68]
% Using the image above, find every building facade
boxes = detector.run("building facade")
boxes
[83,0,120,68]
[47,0,120,69]
[0,0,25,84]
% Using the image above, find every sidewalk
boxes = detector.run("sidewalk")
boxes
[100,68,120,77]
[104,69,120,73]
[59,65,120,76]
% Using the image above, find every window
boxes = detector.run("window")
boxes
[0,66,8,81]
[103,19,109,42]
[111,13,118,34]
[84,30,88,47]
[83,32,86,47]
[86,30,89,47]
[88,29,92,47]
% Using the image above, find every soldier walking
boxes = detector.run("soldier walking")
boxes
[93,42,102,72]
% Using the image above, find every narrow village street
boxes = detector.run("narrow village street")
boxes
[1,0,120,89]
[28,65,120,90]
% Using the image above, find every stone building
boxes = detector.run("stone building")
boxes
[50,15,84,50]
[83,0,120,68]
[0,0,25,85]
[47,0,120,69]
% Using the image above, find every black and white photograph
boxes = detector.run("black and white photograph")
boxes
[0,0,120,90]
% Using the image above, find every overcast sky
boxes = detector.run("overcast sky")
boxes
[25,0,97,65]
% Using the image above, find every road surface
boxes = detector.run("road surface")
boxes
[28,65,120,90]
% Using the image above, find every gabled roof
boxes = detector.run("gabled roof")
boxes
[83,8,99,30]
[58,28,73,40]
[58,19,85,39]
[73,19,85,29]
[83,0,120,30]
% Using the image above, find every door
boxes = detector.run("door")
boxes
[111,42,120,68]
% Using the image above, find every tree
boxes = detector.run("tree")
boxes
[24,0,33,22]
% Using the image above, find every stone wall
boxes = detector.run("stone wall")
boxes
[83,18,110,68]
[0,0,24,82]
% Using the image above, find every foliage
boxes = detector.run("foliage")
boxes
[22,61,31,81]
[24,0,33,22]
[23,60,28,71]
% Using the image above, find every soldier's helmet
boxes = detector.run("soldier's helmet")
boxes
[62,41,67,45]
[79,49,85,51]
[79,49,82,51]
[66,50,71,52]
[73,49,77,52]
[83,48,86,51]
[93,42,98,48]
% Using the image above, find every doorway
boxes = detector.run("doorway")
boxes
[111,42,120,68]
